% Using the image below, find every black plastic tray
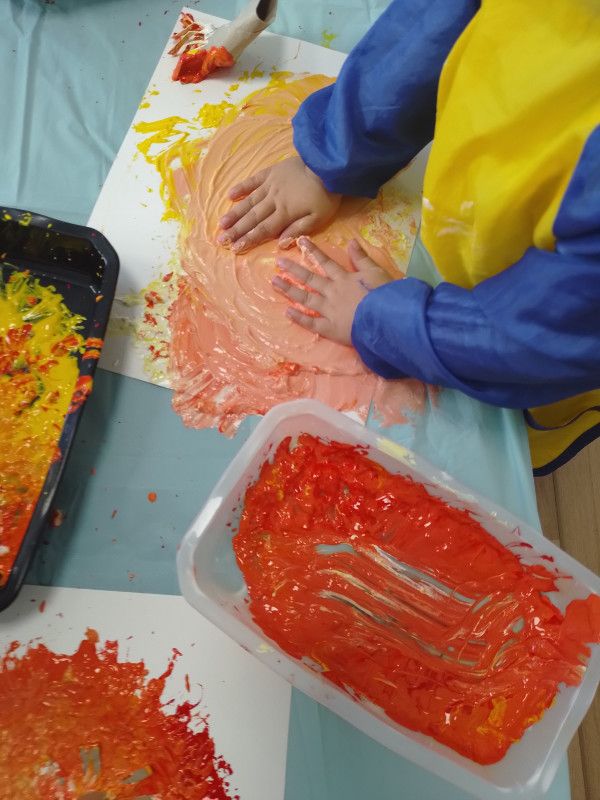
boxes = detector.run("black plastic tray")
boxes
[0,208,119,611]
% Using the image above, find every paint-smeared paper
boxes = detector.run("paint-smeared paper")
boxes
[0,585,291,800]
[89,9,427,388]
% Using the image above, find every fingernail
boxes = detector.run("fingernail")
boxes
[217,233,230,245]
[232,239,245,252]
[279,237,293,249]
[298,236,309,246]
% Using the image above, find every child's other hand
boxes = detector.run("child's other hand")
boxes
[218,157,341,252]
[272,237,390,346]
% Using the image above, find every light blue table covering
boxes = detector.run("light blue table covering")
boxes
[1,2,569,798]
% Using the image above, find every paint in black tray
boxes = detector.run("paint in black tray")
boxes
[0,208,119,611]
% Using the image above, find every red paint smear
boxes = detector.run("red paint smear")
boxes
[147,491,158,503]
[168,11,205,56]
[172,45,234,84]
[234,435,600,765]
[38,600,46,613]
[145,290,163,309]
[0,629,237,799]
[67,376,93,414]
[82,349,102,361]
[143,311,158,327]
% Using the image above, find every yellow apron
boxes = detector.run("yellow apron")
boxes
[421,0,600,474]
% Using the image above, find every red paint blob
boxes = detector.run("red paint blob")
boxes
[147,491,157,503]
[172,45,234,84]
[49,509,65,528]
[234,435,600,764]
[0,629,237,799]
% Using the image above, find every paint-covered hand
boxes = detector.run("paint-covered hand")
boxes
[218,157,341,252]
[272,237,390,346]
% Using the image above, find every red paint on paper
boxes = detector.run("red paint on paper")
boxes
[234,434,600,764]
[172,46,235,84]
[0,629,237,799]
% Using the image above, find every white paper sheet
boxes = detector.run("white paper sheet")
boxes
[0,585,291,800]
[88,8,426,386]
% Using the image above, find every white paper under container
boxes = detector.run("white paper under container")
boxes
[178,399,600,800]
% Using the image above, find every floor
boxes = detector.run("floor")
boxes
[534,438,600,800]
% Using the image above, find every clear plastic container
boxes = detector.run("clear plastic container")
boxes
[177,399,600,799]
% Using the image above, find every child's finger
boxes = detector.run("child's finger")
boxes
[286,306,330,335]
[297,237,345,278]
[232,211,283,252]
[276,258,329,293]
[348,239,390,287]
[278,216,315,248]
[219,188,267,231]
[348,239,379,272]
[222,199,275,246]
[272,275,325,312]
[228,170,266,200]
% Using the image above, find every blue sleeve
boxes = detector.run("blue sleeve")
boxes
[292,0,479,197]
[351,126,600,409]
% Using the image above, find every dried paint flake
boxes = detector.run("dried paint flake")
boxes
[320,29,337,48]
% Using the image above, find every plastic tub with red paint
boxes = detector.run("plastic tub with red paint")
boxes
[177,399,600,800]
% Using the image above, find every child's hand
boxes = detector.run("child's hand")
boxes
[218,157,341,252]
[272,237,390,346]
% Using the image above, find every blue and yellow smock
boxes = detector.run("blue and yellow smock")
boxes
[292,0,600,475]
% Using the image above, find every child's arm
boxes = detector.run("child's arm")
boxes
[274,128,600,410]
[293,0,478,198]
[218,0,479,251]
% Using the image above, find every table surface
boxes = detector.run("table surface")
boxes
[1,1,570,798]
